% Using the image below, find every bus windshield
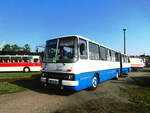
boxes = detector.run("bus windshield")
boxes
[44,37,78,63]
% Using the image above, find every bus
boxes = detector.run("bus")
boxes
[0,55,42,72]
[130,57,145,71]
[41,35,131,91]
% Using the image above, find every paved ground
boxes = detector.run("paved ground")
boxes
[0,72,149,113]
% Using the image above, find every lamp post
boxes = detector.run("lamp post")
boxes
[123,28,126,54]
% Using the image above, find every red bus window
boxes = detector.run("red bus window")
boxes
[22,57,31,63]
[1,57,10,63]
[3,60,6,63]
[11,57,22,63]
[0,58,2,63]
[34,59,39,63]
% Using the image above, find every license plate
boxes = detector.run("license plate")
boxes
[48,78,59,85]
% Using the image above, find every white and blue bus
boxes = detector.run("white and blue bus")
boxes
[41,35,131,91]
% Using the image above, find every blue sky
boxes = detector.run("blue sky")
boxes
[0,0,150,55]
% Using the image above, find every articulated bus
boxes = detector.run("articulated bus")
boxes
[0,55,42,72]
[41,35,131,91]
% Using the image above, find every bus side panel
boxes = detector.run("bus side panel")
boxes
[99,69,117,82]
[65,69,118,91]
[122,67,131,75]
[0,67,24,72]
[30,66,42,71]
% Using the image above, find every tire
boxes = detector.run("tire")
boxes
[90,76,98,90]
[23,67,30,72]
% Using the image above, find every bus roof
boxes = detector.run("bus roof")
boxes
[0,55,40,57]
[47,35,128,56]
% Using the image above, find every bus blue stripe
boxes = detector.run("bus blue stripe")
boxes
[65,67,131,91]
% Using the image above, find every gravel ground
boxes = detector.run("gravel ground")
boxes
[0,72,149,113]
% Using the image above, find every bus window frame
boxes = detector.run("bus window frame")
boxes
[89,42,100,60]
[79,38,88,60]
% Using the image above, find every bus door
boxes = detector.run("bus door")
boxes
[119,53,123,76]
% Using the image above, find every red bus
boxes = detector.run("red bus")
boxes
[0,55,42,72]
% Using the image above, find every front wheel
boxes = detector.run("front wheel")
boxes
[90,76,98,90]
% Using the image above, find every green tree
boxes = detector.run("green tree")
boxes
[11,44,20,51]
[3,44,11,51]
[24,44,30,52]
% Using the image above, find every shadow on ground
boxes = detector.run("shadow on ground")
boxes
[10,74,76,96]
[111,75,150,88]
[127,76,150,88]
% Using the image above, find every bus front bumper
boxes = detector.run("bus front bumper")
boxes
[62,80,79,86]
[41,77,79,86]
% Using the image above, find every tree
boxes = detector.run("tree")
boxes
[3,44,11,51]
[24,44,30,52]
[11,44,20,51]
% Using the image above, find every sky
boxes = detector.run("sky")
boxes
[0,0,150,55]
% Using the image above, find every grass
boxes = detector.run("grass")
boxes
[55,76,150,113]
[0,72,41,78]
[123,76,150,111]
[55,98,148,113]
[0,82,26,95]
[124,86,150,108]
[0,72,41,95]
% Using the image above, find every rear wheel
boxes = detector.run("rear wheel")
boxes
[23,67,30,72]
[90,76,98,90]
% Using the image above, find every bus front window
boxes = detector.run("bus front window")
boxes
[45,37,78,63]
[45,39,57,62]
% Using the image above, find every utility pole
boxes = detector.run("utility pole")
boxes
[123,28,126,54]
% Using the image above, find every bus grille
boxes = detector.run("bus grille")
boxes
[43,72,71,80]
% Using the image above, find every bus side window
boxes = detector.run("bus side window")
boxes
[2,57,10,63]
[3,59,8,63]
[109,50,112,61]
[106,49,111,61]
[122,55,125,62]
[115,52,120,62]
[3,60,5,63]
[79,39,88,59]
[22,57,27,63]
[111,50,116,62]
[22,57,31,63]
[125,56,127,63]
[99,46,107,61]
[125,56,128,63]
[34,58,39,63]
[89,42,100,60]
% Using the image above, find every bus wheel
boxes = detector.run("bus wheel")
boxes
[90,76,98,90]
[23,67,30,72]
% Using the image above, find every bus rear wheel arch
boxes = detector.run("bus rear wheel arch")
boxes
[23,67,30,72]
